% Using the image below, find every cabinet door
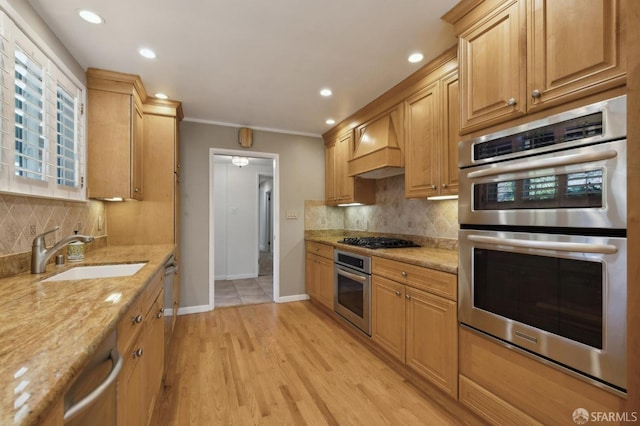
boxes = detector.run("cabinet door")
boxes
[305,252,317,299]
[527,0,625,112]
[440,71,460,196]
[404,80,440,198]
[325,141,337,205]
[405,288,458,397]
[132,100,144,200]
[371,276,406,362]
[315,255,334,310]
[335,132,355,203]
[144,290,165,422]
[118,336,145,426]
[458,0,526,133]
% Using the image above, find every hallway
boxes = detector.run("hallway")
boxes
[214,275,274,308]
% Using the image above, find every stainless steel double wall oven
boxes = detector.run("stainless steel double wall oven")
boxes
[458,96,627,394]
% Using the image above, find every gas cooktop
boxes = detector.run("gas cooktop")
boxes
[338,237,420,249]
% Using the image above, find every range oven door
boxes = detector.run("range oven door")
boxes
[458,228,627,391]
[334,264,371,336]
[459,139,626,229]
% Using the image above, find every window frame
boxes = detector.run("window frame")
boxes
[0,9,86,201]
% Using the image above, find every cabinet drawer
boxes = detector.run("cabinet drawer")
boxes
[459,375,543,426]
[118,295,144,353]
[305,241,333,260]
[143,270,163,315]
[372,257,456,301]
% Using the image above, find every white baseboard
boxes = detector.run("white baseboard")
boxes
[175,304,213,316]
[277,294,310,303]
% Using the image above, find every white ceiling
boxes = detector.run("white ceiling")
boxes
[27,0,458,137]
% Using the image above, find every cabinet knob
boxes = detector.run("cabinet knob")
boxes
[134,348,143,358]
[405,294,411,300]
[507,98,517,106]
[315,247,319,251]
[531,89,541,99]
[395,291,401,297]
[441,183,447,188]
[156,308,164,319]
[430,184,437,190]
[132,314,143,324]
[401,271,407,277]
[134,187,140,193]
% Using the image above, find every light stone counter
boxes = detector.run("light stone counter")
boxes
[0,244,174,426]
[305,235,458,274]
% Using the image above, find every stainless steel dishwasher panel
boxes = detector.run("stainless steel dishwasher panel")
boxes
[64,330,122,425]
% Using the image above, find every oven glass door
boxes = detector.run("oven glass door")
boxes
[334,265,371,335]
[458,229,627,391]
[459,139,626,228]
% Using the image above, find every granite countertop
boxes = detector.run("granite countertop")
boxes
[305,235,459,274]
[0,244,175,426]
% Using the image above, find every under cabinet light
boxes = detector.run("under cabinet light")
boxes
[426,195,458,201]
[337,203,363,207]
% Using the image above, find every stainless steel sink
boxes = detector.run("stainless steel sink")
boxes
[42,263,147,282]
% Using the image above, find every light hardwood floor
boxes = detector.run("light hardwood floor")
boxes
[151,301,486,425]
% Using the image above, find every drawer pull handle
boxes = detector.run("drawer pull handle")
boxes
[134,348,143,358]
[401,271,407,277]
[133,314,143,324]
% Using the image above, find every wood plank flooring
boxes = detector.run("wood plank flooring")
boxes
[151,301,486,425]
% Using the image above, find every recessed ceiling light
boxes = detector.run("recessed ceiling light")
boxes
[155,93,169,100]
[326,119,335,125]
[78,9,104,24]
[320,88,332,97]
[139,48,156,59]
[408,53,424,63]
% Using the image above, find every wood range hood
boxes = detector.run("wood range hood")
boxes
[348,105,404,179]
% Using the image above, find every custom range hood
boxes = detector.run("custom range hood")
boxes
[348,105,404,179]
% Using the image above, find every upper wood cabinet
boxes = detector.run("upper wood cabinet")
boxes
[404,55,459,199]
[325,131,375,206]
[445,0,626,134]
[87,68,147,200]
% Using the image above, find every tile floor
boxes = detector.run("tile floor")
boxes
[214,275,274,308]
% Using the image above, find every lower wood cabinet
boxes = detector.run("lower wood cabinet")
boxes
[371,257,458,398]
[117,269,165,426]
[305,242,334,310]
[459,327,626,425]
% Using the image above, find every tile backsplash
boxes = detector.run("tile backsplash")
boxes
[0,194,106,256]
[305,175,458,240]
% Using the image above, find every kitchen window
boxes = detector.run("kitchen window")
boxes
[0,10,86,201]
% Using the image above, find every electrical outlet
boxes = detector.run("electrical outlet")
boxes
[29,224,36,236]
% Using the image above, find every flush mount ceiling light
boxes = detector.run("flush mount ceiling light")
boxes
[320,88,332,97]
[326,119,335,125]
[139,48,156,59]
[155,93,168,100]
[78,9,104,24]
[231,156,249,168]
[408,53,424,63]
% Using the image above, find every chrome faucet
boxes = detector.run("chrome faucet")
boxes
[31,226,94,274]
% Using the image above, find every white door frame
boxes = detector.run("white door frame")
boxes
[209,148,280,309]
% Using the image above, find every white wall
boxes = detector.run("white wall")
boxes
[214,159,271,279]
[179,121,325,309]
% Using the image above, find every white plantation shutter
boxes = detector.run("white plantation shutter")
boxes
[0,10,86,200]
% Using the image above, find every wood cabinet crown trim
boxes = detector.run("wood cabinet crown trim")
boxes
[87,67,147,101]
[143,98,184,121]
[323,46,458,142]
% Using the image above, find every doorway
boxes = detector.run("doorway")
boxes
[209,149,279,309]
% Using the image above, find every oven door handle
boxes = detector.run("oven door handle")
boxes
[336,267,368,283]
[467,235,618,254]
[466,149,618,179]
